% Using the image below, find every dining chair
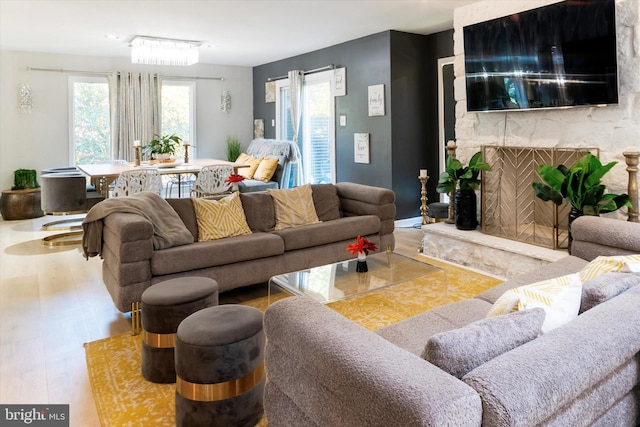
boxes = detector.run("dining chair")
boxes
[112,168,163,197]
[190,165,234,197]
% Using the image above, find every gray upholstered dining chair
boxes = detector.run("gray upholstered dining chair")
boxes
[112,168,163,197]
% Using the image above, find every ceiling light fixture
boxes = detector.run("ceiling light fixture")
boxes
[130,35,201,66]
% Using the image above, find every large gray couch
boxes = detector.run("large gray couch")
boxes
[98,182,395,312]
[263,216,640,426]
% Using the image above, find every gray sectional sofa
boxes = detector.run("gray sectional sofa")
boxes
[95,182,395,312]
[263,215,640,426]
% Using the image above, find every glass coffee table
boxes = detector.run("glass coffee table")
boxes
[268,251,446,304]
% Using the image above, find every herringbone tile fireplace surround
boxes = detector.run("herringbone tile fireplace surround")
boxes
[481,146,596,249]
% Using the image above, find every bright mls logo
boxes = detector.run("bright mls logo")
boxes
[1,405,69,426]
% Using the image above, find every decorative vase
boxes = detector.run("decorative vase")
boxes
[454,189,478,230]
[568,206,584,255]
[356,252,368,273]
[231,182,239,192]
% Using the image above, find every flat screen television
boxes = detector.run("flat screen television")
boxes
[463,0,618,112]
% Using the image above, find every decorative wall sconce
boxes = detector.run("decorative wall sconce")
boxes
[19,83,33,115]
[220,90,231,112]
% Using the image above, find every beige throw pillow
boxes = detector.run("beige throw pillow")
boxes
[267,184,321,230]
[191,192,252,241]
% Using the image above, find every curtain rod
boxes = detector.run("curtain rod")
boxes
[267,64,336,82]
[26,66,224,81]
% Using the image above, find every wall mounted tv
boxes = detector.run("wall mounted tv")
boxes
[463,0,618,112]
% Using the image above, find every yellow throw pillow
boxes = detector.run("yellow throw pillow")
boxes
[191,192,252,241]
[237,154,263,179]
[267,184,321,230]
[253,157,279,182]
[487,273,582,334]
[578,254,640,282]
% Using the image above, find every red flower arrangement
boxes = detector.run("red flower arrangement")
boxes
[346,236,377,256]
[225,173,245,184]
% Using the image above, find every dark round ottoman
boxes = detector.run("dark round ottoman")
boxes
[175,305,265,427]
[428,202,449,223]
[141,277,219,383]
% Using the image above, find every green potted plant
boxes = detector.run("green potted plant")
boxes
[436,151,491,230]
[226,136,242,162]
[532,152,631,252]
[142,134,182,162]
[0,169,43,220]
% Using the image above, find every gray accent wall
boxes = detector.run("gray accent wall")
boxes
[253,30,454,219]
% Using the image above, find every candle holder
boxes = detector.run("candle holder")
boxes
[445,140,457,224]
[133,146,141,167]
[183,143,191,165]
[419,174,429,225]
[624,151,639,223]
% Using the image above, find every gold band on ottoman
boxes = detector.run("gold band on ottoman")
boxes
[176,363,265,402]
[143,330,176,348]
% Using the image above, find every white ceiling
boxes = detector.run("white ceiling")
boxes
[0,0,477,67]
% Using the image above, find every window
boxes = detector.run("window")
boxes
[69,76,110,165]
[161,80,196,158]
[70,77,196,164]
[276,70,335,184]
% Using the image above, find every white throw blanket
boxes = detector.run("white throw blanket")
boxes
[81,192,194,259]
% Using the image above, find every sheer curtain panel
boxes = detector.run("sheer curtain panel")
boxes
[109,72,161,161]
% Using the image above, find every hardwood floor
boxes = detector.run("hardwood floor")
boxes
[0,214,424,426]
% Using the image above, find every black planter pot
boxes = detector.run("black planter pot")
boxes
[454,189,478,230]
[568,207,584,255]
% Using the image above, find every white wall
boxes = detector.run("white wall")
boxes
[453,0,640,199]
[0,50,254,190]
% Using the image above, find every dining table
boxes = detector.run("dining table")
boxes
[76,158,248,198]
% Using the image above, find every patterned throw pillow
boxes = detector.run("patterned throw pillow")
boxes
[191,192,252,241]
[267,184,321,230]
[487,273,582,333]
[422,308,545,379]
[578,254,640,282]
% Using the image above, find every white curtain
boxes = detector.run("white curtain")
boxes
[287,70,305,185]
[288,70,304,143]
[108,72,161,161]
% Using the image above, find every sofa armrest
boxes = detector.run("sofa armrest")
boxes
[570,216,640,261]
[264,296,482,427]
[335,182,396,236]
[463,285,640,426]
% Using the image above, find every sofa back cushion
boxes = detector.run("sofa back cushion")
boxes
[311,184,341,221]
[422,308,545,379]
[166,198,198,240]
[580,272,640,313]
[239,192,276,232]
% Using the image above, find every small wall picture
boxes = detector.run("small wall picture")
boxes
[334,68,346,96]
[368,84,385,116]
[254,119,265,138]
[265,81,275,103]
[354,133,370,164]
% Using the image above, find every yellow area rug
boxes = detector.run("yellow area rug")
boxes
[85,256,502,427]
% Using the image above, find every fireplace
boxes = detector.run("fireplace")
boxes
[481,146,597,249]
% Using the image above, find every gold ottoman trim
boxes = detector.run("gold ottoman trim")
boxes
[143,330,176,348]
[176,363,265,402]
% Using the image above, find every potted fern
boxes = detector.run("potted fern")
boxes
[532,152,631,252]
[436,152,490,230]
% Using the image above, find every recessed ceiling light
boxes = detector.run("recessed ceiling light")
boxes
[105,35,121,40]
